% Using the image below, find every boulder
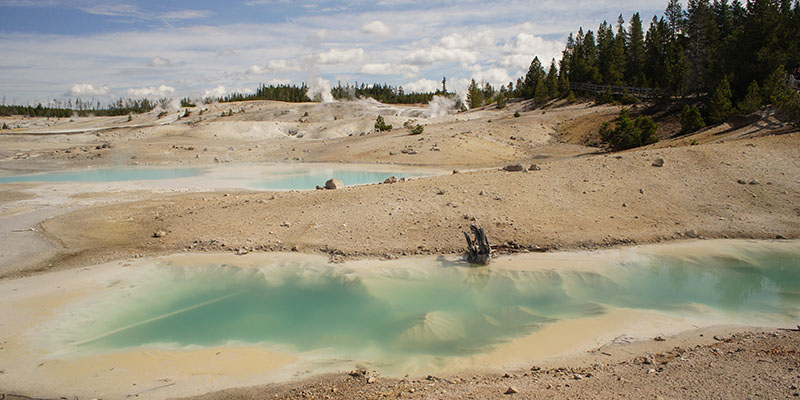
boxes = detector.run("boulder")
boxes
[325,178,344,190]
[384,176,398,184]
[503,164,525,172]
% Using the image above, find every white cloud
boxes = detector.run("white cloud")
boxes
[317,48,365,64]
[127,85,176,98]
[160,9,212,20]
[82,4,143,18]
[405,47,479,66]
[359,63,419,77]
[472,67,513,87]
[148,56,172,67]
[403,78,439,93]
[203,85,227,98]
[500,33,563,70]
[67,83,109,97]
[246,59,295,75]
[361,21,390,36]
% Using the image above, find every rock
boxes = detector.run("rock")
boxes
[528,164,541,171]
[291,246,299,252]
[686,229,698,238]
[437,189,446,195]
[366,376,376,384]
[737,179,747,184]
[325,178,344,190]
[646,368,656,374]
[237,248,248,255]
[384,176,398,184]
[503,164,525,172]
[749,179,759,185]
[280,221,291,227]
[153,230,167,238]
[652,158,664,167]
[622,202,628,207]
[654,336,666,341]
[316,185,324,190]
[452,170,459,174]
[573,374,583,380]
[504,387,519,395]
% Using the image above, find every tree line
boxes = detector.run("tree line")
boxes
[515,0,799,123]
[0,98,160,118]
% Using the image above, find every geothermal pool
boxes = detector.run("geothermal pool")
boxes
[50,241,800,370]
[2,240,798,398]
[0,166,205,183]
[0,164,429,189]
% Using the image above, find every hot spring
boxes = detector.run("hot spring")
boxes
[47,241,800,374]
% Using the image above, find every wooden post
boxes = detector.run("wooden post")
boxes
[464,224,491,265]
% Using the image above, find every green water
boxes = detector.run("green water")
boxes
[252,168,424,190]
[65,247,800,367]
[0,167,206,183]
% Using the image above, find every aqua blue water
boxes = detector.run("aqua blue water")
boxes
[253,169,425,190]
[0,167,206,183]
[67,247,800,367]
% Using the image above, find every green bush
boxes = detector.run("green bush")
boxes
[1,122,8,130]
[410,124,424,135]
[374,115,392,132]
[776,87,800,128]
[514,111,521,118]
[595,86,614,105]
[599,109,659,150]
[619,93,641,105]
[496,94,506,109]
[680,105,705,133]
[566,91,578,104]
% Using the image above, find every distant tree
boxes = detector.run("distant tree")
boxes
[737,80,762,114]
[496,93,507,109]
[707,75,733,123]
[665,0,686,38]
[524,57,545,98]
[467,79,484,108]
[546,60,559,97]
[680,104,706,133]
[627,12,647,85]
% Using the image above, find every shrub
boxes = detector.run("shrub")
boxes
[514,111,521,118]
[566,91,578,103]
[1,122,8,130]
[619,92,641,105]
[410,124,424,135]
[599,109,659,150]
[374,115,392,132]
[595,86,614,105]
[157,111,168,119]
[183,109,191,118]
[680,105,705,133]
[776,87,800,128]
[707,76,733,124]
[496,94,506,109]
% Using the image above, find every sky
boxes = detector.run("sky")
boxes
[0,0,669,105]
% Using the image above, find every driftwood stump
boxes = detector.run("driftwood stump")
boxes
[464,224,491,265]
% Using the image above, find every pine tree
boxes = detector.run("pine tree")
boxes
[665,0,686,38]
[467,79,484,109]
[737,80,762,114]
[707,75,733,123]
[627,12,647,85]
[546,60,559,97]
[680,104,706,133]
[524,57,545,98]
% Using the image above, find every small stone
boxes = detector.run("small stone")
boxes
[384,176,398,184]
[737,179,747,184]
[622,202,628,207]
[528,164,541,171]
[367,376,376,384]
[652,158,664,167]
[291,246,299,252]
[437,189,446,195]
[153,230,167,238]
[237,248,248,255]
[639,188,645,194]
[504,386,519,395]
[646,368,656,374]
[654,336,666,342]
[573,374,583,380]
[686,229,698,238]
[749,179,759,185]
[452,170,459,174]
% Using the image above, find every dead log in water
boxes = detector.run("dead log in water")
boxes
[464,224,491,265]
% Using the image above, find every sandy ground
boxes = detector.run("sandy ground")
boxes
[0,98,799,399]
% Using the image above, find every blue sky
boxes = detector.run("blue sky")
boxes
[0,0,668,105]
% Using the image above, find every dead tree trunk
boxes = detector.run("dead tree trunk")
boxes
[464,224,491,265]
